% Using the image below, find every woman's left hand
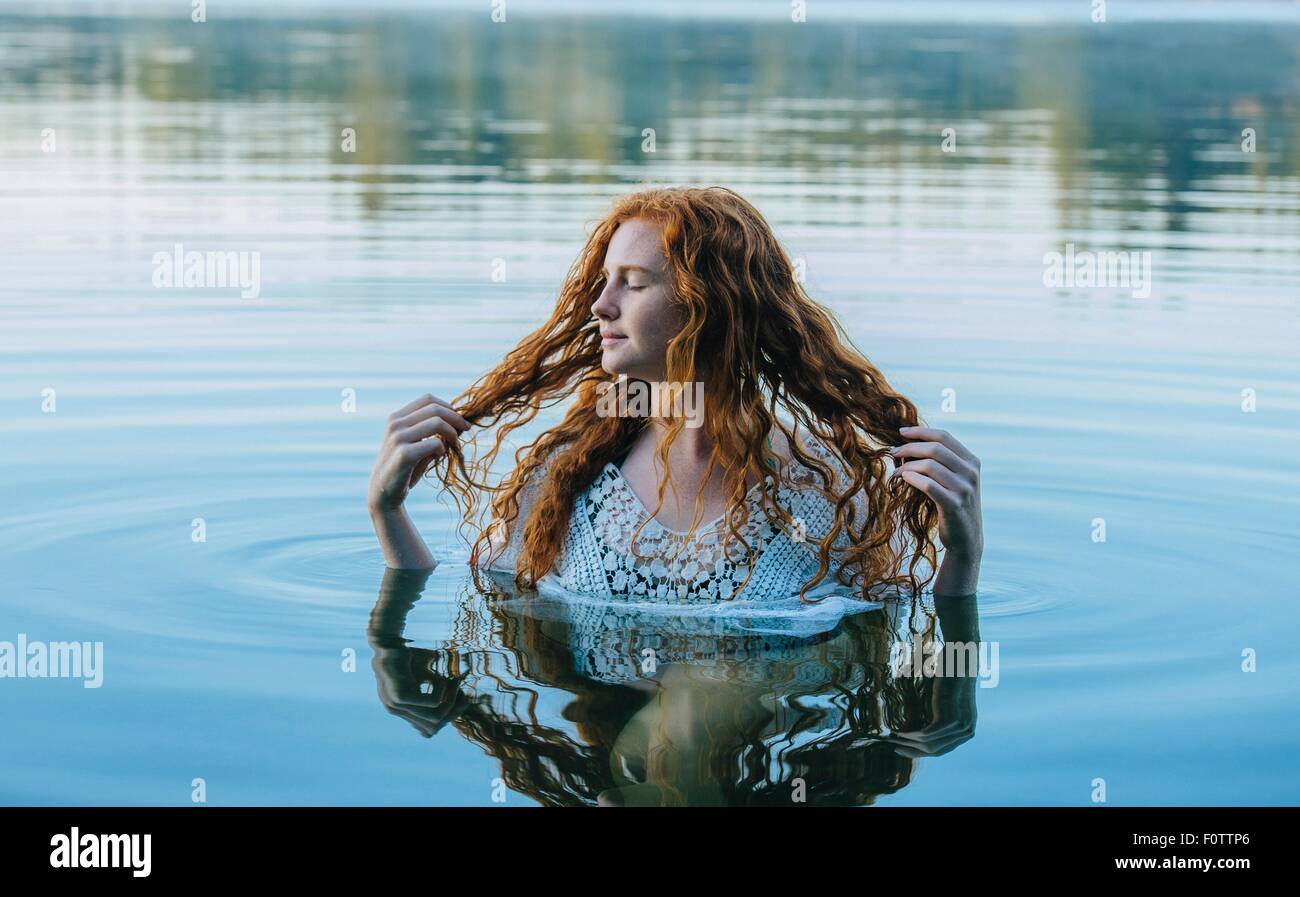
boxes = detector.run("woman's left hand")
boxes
[891,426,983,560]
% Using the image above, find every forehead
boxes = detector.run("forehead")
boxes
[603,217,665,271]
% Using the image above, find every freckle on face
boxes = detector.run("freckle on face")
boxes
[595,218,681,379]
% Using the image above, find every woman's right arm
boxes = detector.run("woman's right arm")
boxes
[367,393,471,570]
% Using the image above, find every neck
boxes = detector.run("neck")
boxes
[648,418,714,461]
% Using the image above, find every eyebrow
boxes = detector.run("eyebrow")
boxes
[600,264,655,275]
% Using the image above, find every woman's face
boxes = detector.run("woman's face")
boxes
[590,217,684,382]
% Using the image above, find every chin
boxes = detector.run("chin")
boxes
[600,348,634,377]
[600,346,659,381]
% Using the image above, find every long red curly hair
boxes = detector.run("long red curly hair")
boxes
[433,185,939,601]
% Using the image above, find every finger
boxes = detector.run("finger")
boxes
[880,734,937,759]
[895,458,964,492]
[399,435,449,466]
[899,427,977,465]
[395,401,470,434]
[408,453,435,488]
[394,701,455,726]
[892,441,972,477]
[391,393,437,419]
[388,706,439,738]
[398,415,461,446]
[896,469,961,511]
[425,397,471,432]
[900,729,972,756]
[889,736,961,759]
[884,725,962,747]
[891,720,963,742]
[391,689,456,711]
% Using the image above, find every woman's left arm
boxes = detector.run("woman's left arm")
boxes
[891,426,983,597]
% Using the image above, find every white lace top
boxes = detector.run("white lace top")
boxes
[478,428,881,605]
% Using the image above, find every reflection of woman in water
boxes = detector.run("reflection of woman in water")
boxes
[369,568,981,807]
[368,186,982,603]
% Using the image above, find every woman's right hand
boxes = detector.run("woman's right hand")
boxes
[368,393,471,514]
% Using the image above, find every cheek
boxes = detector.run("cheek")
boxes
[641,294,683,345]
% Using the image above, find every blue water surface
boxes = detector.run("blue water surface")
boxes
[1,4,1297,805]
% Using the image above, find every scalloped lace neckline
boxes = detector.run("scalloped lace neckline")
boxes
[603,461,773,537]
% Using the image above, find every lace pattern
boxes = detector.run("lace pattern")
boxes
[478,427,876,603]
[576,463,786,602]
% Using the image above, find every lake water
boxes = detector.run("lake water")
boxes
[1,6,1298,806]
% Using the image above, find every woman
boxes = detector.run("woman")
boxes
[368,186,982,602]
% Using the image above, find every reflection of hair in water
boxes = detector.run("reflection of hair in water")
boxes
[394,572,951,806]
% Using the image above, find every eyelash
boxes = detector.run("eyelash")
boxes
[601,274,647,291]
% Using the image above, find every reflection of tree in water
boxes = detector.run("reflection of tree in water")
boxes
[368,568,980,806]
[7,16,1298,190]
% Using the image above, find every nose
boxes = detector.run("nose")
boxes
[591,278,618,322]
